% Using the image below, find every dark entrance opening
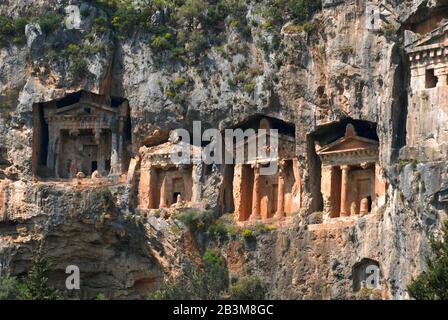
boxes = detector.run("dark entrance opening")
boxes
[91,161,98,174]
[173,192,181,204]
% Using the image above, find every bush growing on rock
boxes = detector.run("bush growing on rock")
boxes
[408,220,448,300]
[0,276,23,300]
[0,15,28,46]
[95,293,109,300]
[0,252,60,300]
[0,16,14,36]
[20,253,61,300]
[148,248,229,300]
[207,219,228,241]
[242,228,255,240]
[39,12,62,35]
[229,276,267,300]
[177,209,213,232]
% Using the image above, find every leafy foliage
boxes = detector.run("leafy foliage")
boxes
[0,251,61,301]
[0,15,29,46]
[207,219,228,241]
[408,220,448,300]
[19,253,61,300]
[95,293,109,300]
[39,12,62,35]
[257,0,321,28]
[83,0,321,62]
[177,209,213,232]
[242,228,255,240]
[0,276,23,300]
[229,276,267,300]
[149,248,229,300]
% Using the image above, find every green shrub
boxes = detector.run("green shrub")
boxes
[185,29,208,56]
[14,17,28,35]
[69,56,88,76]
[20,253,61,300]
[0,16,28,46]
[227,225,239,237]
[176,0,209,27]
[257,0,321,31]
[243,80,256,94]
[408,220,448,299]
[254,223,275,234]
[177,209,213,232]
[39,12,61,35]
[93,16,108,33]
[207,220,228,241]
[95,293,109,300]
[0,276,23,300]
[149,249,229,300]
[229,276,267,300]
[12,36,23,45]
[302,21,317,33]
[381,23,397,39]
[0,16,14,36]
[242,229,255,240]
[65,43,81,55]
[150,33,175,51]
[174,76,186,87]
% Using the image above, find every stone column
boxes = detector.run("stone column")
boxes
[249,164,261,221]
[110,131,119,176]
[47,126,59,176]
[118,117,125,174]
[275,160,285,220]
[340,165,350,217]
[191,162,202,205]
[321,164,333,215]
[159,175,167,208]
[0,182,5,221]
[233,164,244,221]
[147,167,157,209]
[138,165,151,209]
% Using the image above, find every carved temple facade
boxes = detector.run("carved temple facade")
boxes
[403,20,448,161]
[316,124,386,218]
[28,91,388,225]
[138,140,203,210]
[232,117,302,222]
[32,91,131,179]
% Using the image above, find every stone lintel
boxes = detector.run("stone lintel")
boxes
[320,151,378,167]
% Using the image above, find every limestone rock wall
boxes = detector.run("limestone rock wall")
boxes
[0,0,447,299]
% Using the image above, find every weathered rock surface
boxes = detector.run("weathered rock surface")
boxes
[0,0,447,299]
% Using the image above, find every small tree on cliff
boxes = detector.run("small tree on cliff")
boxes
[149,248,228,300]
[408,220,448,300]
[20,250,61,300]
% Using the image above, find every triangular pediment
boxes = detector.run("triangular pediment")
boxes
[406,21,448,52]
[55,102,117,116]
[317,136,378,155]
[317,124,378,156]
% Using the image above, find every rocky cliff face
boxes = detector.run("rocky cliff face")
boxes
[1,0,448,299]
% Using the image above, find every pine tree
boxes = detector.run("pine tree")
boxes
[20,252,60,300]
[408,220,448,300]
